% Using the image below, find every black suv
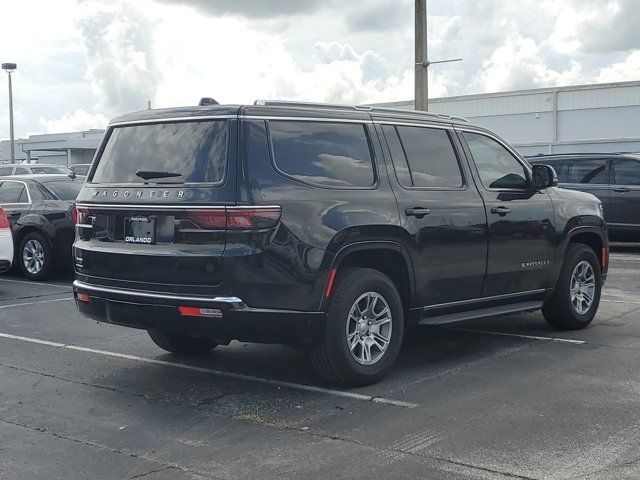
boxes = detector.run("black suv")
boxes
[73,101,608,386]
[527,153,640,240]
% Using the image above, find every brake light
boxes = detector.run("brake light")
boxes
[187,209,226,229]
[186,206,281,230]
[226,207,281,229]
[72,206,89,225]
[0,208,9,230]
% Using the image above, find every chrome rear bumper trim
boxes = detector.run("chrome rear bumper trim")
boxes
[73,280,244,306]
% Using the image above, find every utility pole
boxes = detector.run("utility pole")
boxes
[414,0,428,111]
[2,63,17,163]
[414,2,462,111]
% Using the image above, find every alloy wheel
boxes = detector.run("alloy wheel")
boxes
[23,239,45,274]
[346,292,393,366]
[570,260,596,314]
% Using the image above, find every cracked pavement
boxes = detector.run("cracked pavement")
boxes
[1,244,640,479]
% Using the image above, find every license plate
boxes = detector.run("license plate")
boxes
[125,216,156,244]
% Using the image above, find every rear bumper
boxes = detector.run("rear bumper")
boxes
[73,280,326,344]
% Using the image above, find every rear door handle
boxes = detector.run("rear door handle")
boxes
[490,206,511,216]
[613,187,630,193]
[405,207,430,218]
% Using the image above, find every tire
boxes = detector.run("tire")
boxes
[19,231,53,281]
[310,268,404,386]
[147,330,218,355]
[542,244,602,330]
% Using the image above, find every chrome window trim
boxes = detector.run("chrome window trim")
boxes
[73,280,244,305]
[374,120,452,130]
[109,115,468,129]
[109,115,237,127]
[0,179,32,204]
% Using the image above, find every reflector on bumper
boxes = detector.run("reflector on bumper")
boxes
[178,306,223,318]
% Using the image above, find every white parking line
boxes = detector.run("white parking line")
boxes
[0,332,418,409]
[0,297,73,310]
[0,277,71,289]
[450,328,586,344]
[602,298,640,305]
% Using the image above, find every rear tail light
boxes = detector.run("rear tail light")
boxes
[0,208,9,230]
[186,206,281,230]
[72,206,89,225]
[186,209,227,229]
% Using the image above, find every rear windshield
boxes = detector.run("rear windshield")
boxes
[43,181,83,200]
[31,166,73,175]
[71,165,90,176]
[91,120,229,184]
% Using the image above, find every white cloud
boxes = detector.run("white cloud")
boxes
[38,109,109,134]
[597,51,640,83]
[470,21,588,93]
[549,0,640,55]
[0,0,639,140]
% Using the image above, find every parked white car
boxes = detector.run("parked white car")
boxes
[0,207,13,273]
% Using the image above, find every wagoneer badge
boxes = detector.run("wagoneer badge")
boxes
[93,189,185,198]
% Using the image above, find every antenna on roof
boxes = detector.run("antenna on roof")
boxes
[199,97,220,106]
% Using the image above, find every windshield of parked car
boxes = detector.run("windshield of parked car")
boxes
[42,181,83,200]
[91,120,229,184]
[31,166,74,175]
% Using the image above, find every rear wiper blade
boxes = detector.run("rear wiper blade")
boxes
[136,170,183,180]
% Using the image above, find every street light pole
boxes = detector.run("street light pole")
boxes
[414,0,428,111]
[2,63,17,164]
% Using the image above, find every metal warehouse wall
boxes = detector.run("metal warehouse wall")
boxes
[379,81,640,155]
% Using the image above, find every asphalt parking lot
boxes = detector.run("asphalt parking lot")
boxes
[1,245,640,480]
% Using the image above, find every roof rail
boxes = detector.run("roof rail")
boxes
[361,105,469,123]
[253,99,469,123]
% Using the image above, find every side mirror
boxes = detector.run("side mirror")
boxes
[69,172,77,179]
[532,164,558,190]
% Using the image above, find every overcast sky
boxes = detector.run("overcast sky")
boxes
[0,0,639,139]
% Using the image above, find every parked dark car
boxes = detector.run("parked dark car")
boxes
[0,175,82,279]
[0,164,77,178]
[73,101,608,386]
[527,153,640,240]
[70,164,91,176]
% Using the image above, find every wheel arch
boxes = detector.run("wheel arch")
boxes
[319,241,416,316]
[556,226,607,283]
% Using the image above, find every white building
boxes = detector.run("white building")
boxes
[0,129,104,165]
[378,80,640,156]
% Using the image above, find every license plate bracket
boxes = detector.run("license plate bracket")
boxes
[125,216,156,244]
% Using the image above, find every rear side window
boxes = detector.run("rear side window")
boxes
[91,120,229,184]
[0,182,27,203]
[390,125,462,188]
[567,159,608,184]
[0,167,13,176]
[14,167,29,175]
[269,121,375,188]
[42,181,83,200]
[612,158,640,185]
